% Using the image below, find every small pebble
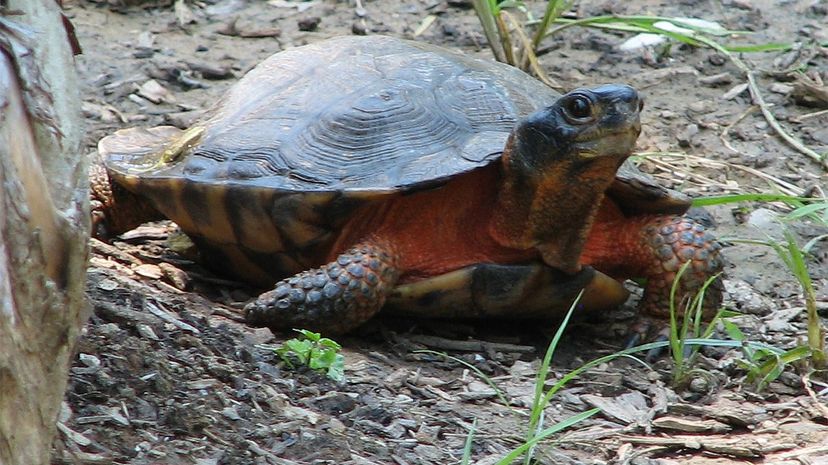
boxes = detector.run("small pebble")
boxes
[298,16,321,32]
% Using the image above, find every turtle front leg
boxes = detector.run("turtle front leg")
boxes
[637,214,725,319]
[582,211,724,341]
[245,239,401,335]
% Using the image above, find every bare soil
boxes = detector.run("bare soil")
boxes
[57,1,827,464]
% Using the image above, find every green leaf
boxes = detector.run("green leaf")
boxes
[327,354,345,381]
[318,338,342,351]
[725,42,793,53]
[295,329,321,342]
[721,320,745,341]
[311,348,337,369]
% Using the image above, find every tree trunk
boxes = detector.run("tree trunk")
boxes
[0,2,87,464]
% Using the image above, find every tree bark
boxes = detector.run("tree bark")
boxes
[0,2,87,464]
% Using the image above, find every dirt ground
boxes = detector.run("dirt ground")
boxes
[56,0,828,464]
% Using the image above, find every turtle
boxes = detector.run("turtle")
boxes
[91,35,724,336]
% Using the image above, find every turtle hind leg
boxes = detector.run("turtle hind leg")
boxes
[90,161,163,239]
[245,239,401,335]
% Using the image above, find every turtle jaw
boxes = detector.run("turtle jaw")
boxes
[489,84,643,274]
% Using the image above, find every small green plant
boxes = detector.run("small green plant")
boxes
[448,289,778,463]
[730,232,827,371]
[722,319,811,390]
[666,262,727,386]
[275,329,345,381]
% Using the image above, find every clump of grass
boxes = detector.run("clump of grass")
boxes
[693,192,828,374]
[666,262,727,387]
[449,283,786,463]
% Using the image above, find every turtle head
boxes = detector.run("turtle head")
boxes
[491,84,642,273]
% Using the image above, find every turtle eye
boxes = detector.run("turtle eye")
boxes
[563,95,593,122]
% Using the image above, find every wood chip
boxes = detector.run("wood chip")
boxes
[186,379,218,389]
[90,238,142,265]
[653,415,732,433]
[407,334,535,353]
[145,300,200,334]
[159,262,189,290]
[136,79,175,104]
[582,392,649,425]
[56,422,92,446]
[134,264,163,279]
[621,434,767,458]
[722,82,749,100]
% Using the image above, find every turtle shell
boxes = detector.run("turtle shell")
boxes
[106,35,558,192]
[99,35,689,285]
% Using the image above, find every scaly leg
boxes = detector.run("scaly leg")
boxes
[245,239,401,335]
[639,215,724,319]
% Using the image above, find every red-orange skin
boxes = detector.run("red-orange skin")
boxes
[331,164,654,285]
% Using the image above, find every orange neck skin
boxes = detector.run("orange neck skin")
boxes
[331,164,655,285]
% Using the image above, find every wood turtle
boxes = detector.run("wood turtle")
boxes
[91,35,724,335]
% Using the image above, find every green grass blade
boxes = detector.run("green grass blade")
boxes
[472,0,506,62]
[690,193,819,207]
[526,290,584,446]
[531,0,573,49]
[802,234,828,255]
[726,43,793,52]
[494,409,600,465]
[461,418,477,465]
[785,203,828,221]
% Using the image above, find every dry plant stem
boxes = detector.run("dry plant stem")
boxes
[791,108,828,123]
[501,11,563,91]
[722,52,828,169]
[801,373,828,418]
[472,0,506,62]
[746,71,827,169]
[639,152,806,197]
[720,105,758,154]
[803,280,825,363]
[694,33,825,168]
[495,13,515,65]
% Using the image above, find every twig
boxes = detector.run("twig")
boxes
[502,11,564,91]
[720,105,758,154]
[408,334,536,353]
[636,152,807,197]
[695,36,828,169]
[495,13,515,65]
[472,0,506,63]
[802,372,828,418]
[790,108,828,123]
